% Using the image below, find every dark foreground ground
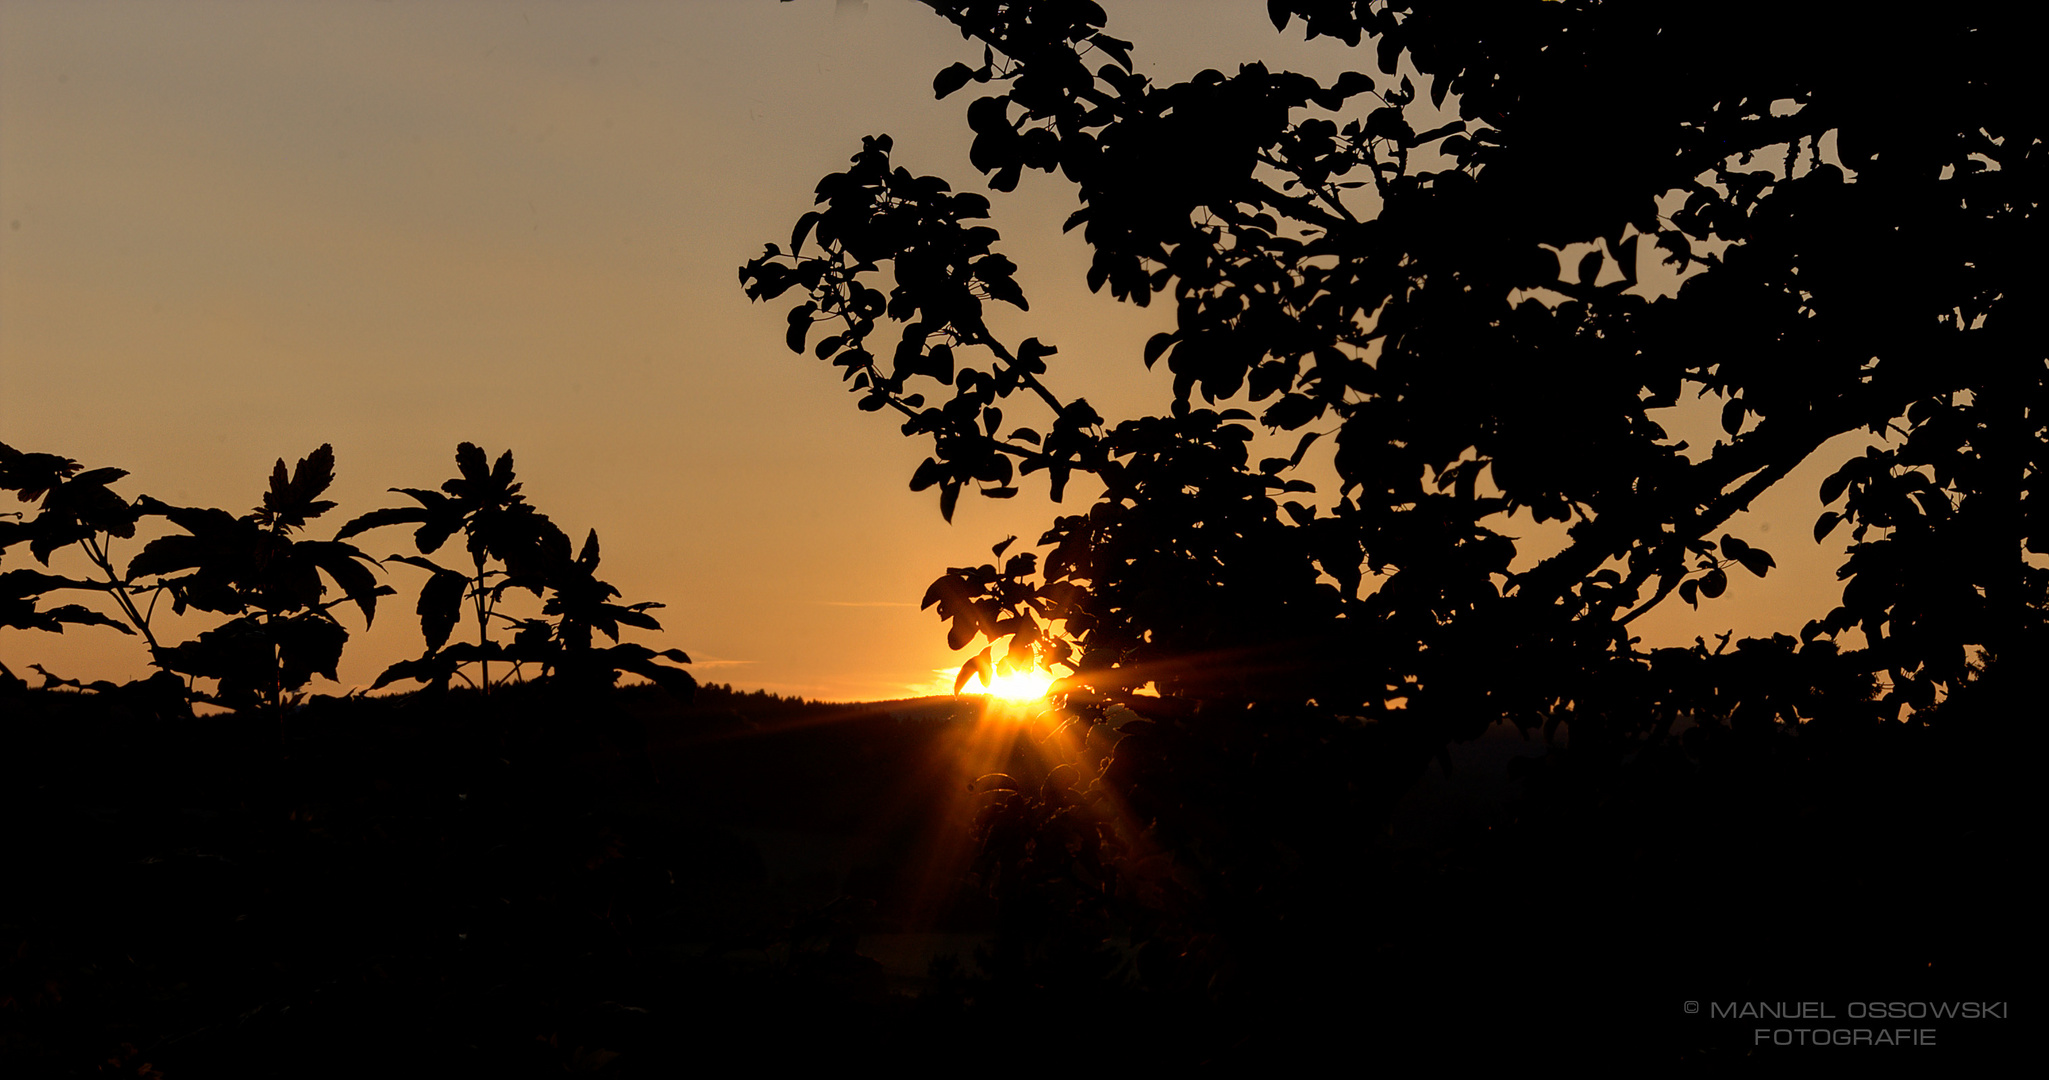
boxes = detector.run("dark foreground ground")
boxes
[1,680,2028,1074]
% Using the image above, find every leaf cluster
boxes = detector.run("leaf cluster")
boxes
[338,444,694,701]
[2,442,386,712]
[2,441,693,715]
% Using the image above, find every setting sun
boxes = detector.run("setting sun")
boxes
[977,667,1055,702]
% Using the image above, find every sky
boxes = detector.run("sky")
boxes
[2,0,1864,701]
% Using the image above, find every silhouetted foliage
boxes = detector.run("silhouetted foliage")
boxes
[338,443,695,702]
[747,0,2042,722]
[745,0,2040,1054]
[0,441,692,716]
[2,442,387,715]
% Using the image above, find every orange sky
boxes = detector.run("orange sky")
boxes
[2,0,1866,701]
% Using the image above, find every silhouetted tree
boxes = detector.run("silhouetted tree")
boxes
[746,0,2041,746]
[744,0,2043,1021]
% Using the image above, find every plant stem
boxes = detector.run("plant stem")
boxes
[473,560,491,696]
[80,535,167,665]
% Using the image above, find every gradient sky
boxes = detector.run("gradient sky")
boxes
[2,0,1865,701]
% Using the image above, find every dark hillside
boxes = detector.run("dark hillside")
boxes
[0,682,1099,1074]
[1,677,2028,1073]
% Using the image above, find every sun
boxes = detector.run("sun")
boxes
[979,666,1055,702]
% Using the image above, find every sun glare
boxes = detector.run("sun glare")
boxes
[979,667,1054,702]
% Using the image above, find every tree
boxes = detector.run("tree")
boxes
[745,0,2042,740]
[742,0,2042,1029]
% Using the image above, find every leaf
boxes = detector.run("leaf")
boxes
[371,653,457,692]
[606,643,697,700]
[415,566,469,651]
[1819,467,1852,506]
[1289,430,1324,468]
[385,553,453,575]
[1576,249,1603,287]
[48,604,134,633]
[1613,234,1641,284]
[790,210,822,253]
[1261,393,1319,431]
[1655,231,1692,267]
[264,444,340,530]
[909,458,947,493]
[1331,70,1375,102]
[955,646,993,693]
[1813,511,1842,542]
[785,303,815,354]
[1016,337,1056,371]
[335,506,428,541]
[1735,546,1776,577]
[921,576,968,615]
[275,612,349,687]
[126,534,210,579]
[934,61,977,99]
[1699,568,1728,599]
[1267,0,1290,31]
[69,466,129,489]
[1720,397,1745,436]
[610,606,663,632]
[455,442,490,486]
[135,497,237,539]
[490,449,517,490]
[1,568,104,595]
[0,444,86,501]
[0,597,134,635]
[301,541,382,625]
[1090,33,1133,71]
